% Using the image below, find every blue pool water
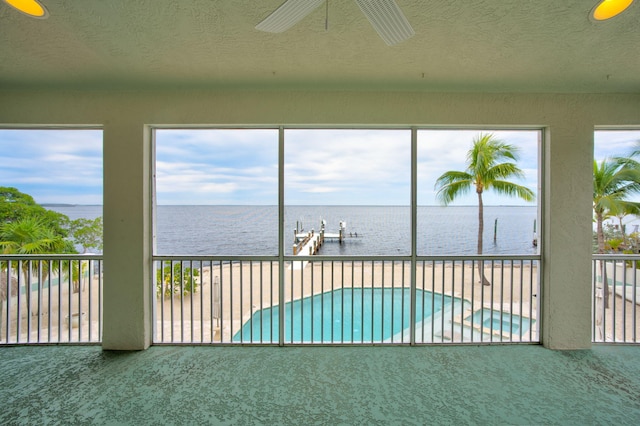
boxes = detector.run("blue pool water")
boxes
[465,309,534,335]
[232,288,455,343]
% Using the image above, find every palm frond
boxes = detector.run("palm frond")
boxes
[593,157,640,223]
[483,162,525,182]
[490,180,535,202]
[435,133,533,206]
[434,173,473,205]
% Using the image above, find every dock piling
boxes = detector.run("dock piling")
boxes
[494,218,498,242]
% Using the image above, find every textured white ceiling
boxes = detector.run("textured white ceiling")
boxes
[0,0,639,92]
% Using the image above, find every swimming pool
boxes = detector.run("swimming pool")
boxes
[464,308,534,336]
[232,288,458,343]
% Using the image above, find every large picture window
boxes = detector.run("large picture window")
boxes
[592,129,640,343]
[151,127,541,345]
[0,128,103,344]
[153,128,539,257]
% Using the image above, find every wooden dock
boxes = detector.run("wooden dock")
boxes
[291,229,323,270]
[290,220,349,270]
[293,230,323,256]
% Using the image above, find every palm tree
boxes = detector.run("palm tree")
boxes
[593,158,640,254]
[592,157,640,310]
[435,133,535,285]
[0,216,72,255]
[0,217,75,317]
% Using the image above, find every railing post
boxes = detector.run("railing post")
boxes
[278,126,285,347]
[410,127,417,345]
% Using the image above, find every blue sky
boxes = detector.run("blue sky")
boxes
[0,129,103,204]
[0,128,638,206]
[157,128,540,205]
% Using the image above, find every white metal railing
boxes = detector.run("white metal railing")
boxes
[592,255,640,343]
[153,255,540,345]
[0,255,102,344]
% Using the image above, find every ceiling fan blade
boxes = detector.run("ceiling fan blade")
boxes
[354,0,415,46]
[256,0,325,33]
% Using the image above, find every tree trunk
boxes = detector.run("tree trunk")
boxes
[596,212,605,254]
[1,271,19,341]
[477,191,490,285]
[618,216,626,247]
[596,212,610,308]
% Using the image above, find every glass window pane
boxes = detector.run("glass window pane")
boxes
[154,129,278,255]
[594,129,640,252]
[0,128,103,254]
[417,130,539,255]
[284,129,411,255]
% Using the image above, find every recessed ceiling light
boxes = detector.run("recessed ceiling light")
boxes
[2,0,49,19]
[590,0,634,21]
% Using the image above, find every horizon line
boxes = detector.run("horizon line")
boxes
[43,203,537,208]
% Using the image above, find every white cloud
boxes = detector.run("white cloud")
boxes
[417,130,539,206]
[284,129,411,205]
[9,127,634,207]
[594,130,640,160]
[155,129,279,204]
[0,129,102,204]
[301,186,338,193]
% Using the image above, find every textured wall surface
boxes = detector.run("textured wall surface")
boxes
[1,90,639,349]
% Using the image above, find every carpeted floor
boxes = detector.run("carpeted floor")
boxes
[1,344,639,425]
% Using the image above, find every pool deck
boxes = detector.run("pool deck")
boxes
[1,344,639,424]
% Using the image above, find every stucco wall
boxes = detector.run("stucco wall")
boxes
[1,89,639,349]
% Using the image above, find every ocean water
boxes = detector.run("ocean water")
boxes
[50,205,538,256]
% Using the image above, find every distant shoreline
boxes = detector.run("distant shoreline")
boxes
[42,204,101,207]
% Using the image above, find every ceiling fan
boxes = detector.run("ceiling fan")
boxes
[256,0,415,46]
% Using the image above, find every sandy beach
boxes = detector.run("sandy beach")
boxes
[1,269,102,344]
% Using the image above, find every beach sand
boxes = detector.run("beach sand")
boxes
[1,273,101,343]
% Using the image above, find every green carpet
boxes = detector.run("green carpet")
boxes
[1,345,639,425]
